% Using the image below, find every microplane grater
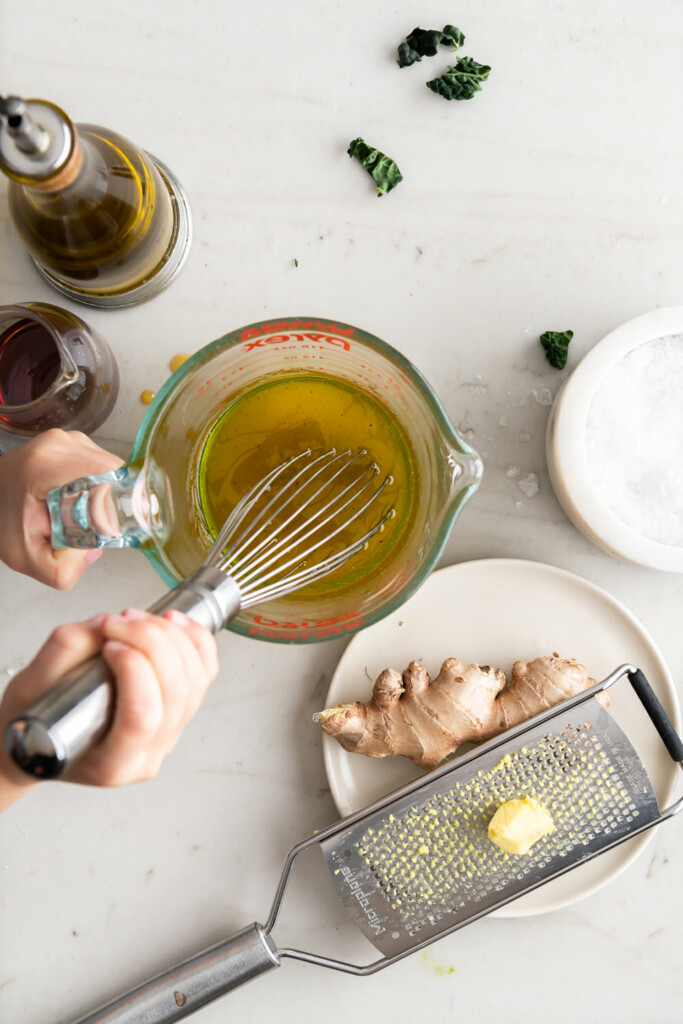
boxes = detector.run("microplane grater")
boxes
[69,666,683,1024]
[320,695,658,956]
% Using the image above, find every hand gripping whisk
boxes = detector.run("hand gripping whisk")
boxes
[6,448,393,779]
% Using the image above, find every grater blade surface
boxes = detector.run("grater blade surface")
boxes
[321,699,660,957]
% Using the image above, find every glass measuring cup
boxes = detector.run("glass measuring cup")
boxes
[0,302,119,435]
[48,317,483,643]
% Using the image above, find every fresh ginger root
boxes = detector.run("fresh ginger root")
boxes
[318,654,605,770]
[487,798,554,855]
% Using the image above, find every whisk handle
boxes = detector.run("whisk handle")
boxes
[145,567,241,632]
[5,568,241,779]
[69,923,279,1024]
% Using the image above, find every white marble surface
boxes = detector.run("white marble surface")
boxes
[1,2,682,1021]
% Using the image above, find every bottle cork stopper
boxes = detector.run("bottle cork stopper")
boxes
[30,131,82,192]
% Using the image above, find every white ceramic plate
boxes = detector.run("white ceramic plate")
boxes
[322,558,681,917]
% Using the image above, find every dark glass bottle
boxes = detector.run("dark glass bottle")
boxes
[0,302,119,436]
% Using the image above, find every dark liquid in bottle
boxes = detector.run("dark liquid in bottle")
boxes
[0,319,61,406]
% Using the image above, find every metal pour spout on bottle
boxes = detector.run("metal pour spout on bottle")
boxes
[0,95,192,308]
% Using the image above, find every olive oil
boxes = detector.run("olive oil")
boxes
[198,373,416,599]
[7,126,176,298]
[0,98,191,307]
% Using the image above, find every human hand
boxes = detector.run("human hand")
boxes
[0,428,123,588]
[0,609,219,810]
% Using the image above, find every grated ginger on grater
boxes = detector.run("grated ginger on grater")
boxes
[352,729,631,931]
[487,797,554,855]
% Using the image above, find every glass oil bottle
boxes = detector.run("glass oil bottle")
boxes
[0,96,192,308]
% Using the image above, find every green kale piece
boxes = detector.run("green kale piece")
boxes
[347,138,403,196]
[441,25,465,49]
[539,330,574,370]
[398,28,441,67]
[397,25,465,67]
[426,57,491,100]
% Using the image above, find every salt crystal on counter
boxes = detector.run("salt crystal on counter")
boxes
[506,465,521,478]
[586,336,683,547]
[518,473,539,497]
[533,385,553,406]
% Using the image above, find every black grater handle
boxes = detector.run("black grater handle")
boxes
[628,668,683,763]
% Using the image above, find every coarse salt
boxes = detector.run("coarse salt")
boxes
[533,385,553,406]
[518,473,539,498]
[585,335,683,547]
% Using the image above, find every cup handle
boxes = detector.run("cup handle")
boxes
[47,466,157,549]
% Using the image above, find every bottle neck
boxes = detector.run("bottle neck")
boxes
[27,128,83,193]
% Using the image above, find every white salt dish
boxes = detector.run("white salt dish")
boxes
[546,307,683,572]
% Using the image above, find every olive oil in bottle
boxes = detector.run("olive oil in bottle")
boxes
[0,96,191,308]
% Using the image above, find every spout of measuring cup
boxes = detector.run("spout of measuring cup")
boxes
[445,443,484,499]
[47,464,168,549]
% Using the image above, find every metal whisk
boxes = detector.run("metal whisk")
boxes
[6,448,393,780]
[209,447,393,605]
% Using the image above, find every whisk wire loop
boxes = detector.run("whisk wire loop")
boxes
[206,450,313,565]
[215,448,351,572]
[229,462,382,589]
[239,506,395,606]
[206,448,395,605]
[235,471,391,593]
